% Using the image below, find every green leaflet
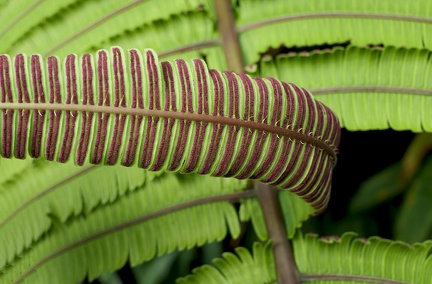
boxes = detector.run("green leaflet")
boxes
[0,47,340,214]
[349,162,404,212]
[257,46,432,131]
[294,232,432,283]
[395,155,432,243]
[176,242,277,284]
[237,0,432,64]
[0,172,249,283]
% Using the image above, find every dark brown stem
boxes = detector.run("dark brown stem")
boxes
[213,0,244,73]
[256,182,300,284]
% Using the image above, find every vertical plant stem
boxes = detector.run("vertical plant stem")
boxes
[213,0,244,72]
[256,182,300,284]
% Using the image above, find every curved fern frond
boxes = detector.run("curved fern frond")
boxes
[294,232,432,283]
[0,47,340,214]
[257,46,432,132]
[237,0,432,65]
[177,242,276,284]
[0,172,251,283]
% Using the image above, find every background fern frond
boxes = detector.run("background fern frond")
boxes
[256,46,432,131]
[0,0,212,57]
[237,0,432,65]
[0,158,162,268]
[177,242,276,284]
[0,172,251,283]
[294,232,432,283]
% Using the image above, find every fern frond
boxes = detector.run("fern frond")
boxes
[257,46,432,131]
[92,11,223,68]
[0,47,340,214]
[294,232,432,283]
[237,0,432,64]
[177,242,276,284]
[2,0,214,57]
[0,0,80,53]
[181,233,432,284]
[0,172,250,283]
[0,158,163,268]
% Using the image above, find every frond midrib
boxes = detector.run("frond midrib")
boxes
[302,273,410,284]
[311,86,432,96]
[0,102,338,161]
[238,12,432,32]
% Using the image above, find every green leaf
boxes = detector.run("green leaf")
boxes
[0,172,249,283]
[132,251,179,284]
[258,46,432,131]
[395,155,432,243]
[350,162,404,212]
[294,232,432,283]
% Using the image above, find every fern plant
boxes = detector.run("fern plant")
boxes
[1,0,432,283]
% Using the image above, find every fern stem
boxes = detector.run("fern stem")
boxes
[256,182,300,284]
[301,274,410,284]
[214,0,244,72]
[159,40,220,58]
[311,86,432,96]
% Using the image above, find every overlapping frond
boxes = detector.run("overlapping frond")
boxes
[177,242,276,284]
[237,0,432,64]
[256,46,432,131]
[0,172,249,283]
[294,232,432,283]
[0,47,340,213]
